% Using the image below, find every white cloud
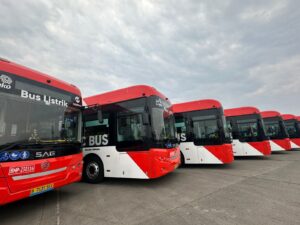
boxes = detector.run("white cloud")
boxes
[0,0,300,114]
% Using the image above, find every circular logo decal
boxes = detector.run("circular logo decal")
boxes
[19,151,30,160]
[41,161,50,171]
[0,74,12,84]
[0,152,9,162]
[9,151,20,161]
[75,96,80,104]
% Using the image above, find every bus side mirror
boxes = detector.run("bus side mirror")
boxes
[97,110,103,123]
[142,112,150,125]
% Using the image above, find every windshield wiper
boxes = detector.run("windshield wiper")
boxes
[0,140,39,152]
[0,139,80,152]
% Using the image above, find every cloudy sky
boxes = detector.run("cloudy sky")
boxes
[1,0,300,114]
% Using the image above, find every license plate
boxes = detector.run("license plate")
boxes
[30,183,54,196]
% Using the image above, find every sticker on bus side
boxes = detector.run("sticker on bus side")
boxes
[9,165,35,176]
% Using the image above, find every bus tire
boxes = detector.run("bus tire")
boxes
[180,152,185,166]
[83,155,104,183]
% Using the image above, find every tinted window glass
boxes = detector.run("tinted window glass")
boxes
[0,90,80,149]
[83,111,110,147]
[284,119,300,138]
[263,117,288,139]
[226,114,268,142]
[175,108,230,145]
[117,113,145,142]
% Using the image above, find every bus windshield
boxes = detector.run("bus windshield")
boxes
[192,114,219,140]
[263,117,288,139]
[0,80,81,150]
[175,108,231,145]
[285,119,300,138]
[149,97,177,146]
[227,114,268,142]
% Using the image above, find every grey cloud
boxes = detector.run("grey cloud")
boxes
[1,0,300,114]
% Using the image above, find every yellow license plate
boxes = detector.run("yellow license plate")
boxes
[30,183,54,196]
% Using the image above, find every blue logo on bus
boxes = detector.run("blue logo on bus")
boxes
[9,151,20,161]
[0,152,9,162]
[165,142,173,148]
[20,151,30,160]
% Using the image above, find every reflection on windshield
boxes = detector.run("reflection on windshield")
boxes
[237,119,258,138]
[151,107,176,142]
[285,120,300,138]
[175,109,231,145]
[264,118,288,139]
[0,93,80,147]
[192,115,219,140]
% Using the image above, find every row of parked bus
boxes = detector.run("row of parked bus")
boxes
[0,59,299,205]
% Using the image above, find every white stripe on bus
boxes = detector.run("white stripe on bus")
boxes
[12,167,67,181]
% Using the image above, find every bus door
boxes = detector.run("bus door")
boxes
[82,111,117,177]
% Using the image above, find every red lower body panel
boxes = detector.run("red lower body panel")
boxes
[273,138,292,151]
[0,153,82,206]
[128,147,181,179]
[205,144,234,164]
[249,140,271,156]
[290,138,300,149]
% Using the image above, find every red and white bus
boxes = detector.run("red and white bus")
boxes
[0,59,83,205]
[282,114,300,149]
[82,85,180,183]
[261,111,291,152]
[172,99,234,164]
[224,107,271,156]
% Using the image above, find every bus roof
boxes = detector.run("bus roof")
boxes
[84,85,169,106]
[282,114,297,121]
[0,58,81,96]
[172,99,222,113]
[224,107,260,117]
[296,116,300,122]
[261,111,281,118]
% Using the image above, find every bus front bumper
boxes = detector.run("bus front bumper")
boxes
[0,162,82,206]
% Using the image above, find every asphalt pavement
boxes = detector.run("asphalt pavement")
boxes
[1,150,300,225]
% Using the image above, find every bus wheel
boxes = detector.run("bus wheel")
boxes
[180,152,185,167]
[83,156,104,183]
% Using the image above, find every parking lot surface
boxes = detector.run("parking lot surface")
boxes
[1,150,300,225]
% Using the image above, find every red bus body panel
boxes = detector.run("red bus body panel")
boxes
[248,141,271,155]
[204,144,234,164]
[290,138,300,148]
[0,59,80,95]
[224,107,260,117]
[172,99,222,113]
[0,153,82,205]
[85,85,169,107]
[128,147,180,179]
[272,139,292,151]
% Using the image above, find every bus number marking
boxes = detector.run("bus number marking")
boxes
[9,165,35,176]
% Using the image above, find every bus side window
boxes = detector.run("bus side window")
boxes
[117,113,144,142]
[83,112,110,147]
